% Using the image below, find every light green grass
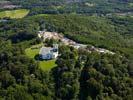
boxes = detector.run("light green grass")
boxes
[25,44,57,71]
[0,9,29,19]
[25,47,40,59]
[39,60,57,71]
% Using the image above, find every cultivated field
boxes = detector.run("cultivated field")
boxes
[0,9,29,19]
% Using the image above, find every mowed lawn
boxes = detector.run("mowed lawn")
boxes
[39,60,57,71]
[25,44,57,71]
[0,9,29,19]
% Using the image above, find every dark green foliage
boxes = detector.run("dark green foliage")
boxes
[0,18,39,43]
[51,46,80,100]
[45,38,59,47]
[79,52,133,100]
[8,0,133,15]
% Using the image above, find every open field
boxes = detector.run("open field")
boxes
[25,44,57,71]
[39,60,57,71]
[0,9,29,19]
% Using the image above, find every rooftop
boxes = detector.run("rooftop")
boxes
[39,47,52,55]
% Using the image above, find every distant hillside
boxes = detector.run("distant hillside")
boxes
[8,0,133,15]
[20,14,133,59]
[0,0,20,9]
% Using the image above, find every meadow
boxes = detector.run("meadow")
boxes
[0,9,29,19]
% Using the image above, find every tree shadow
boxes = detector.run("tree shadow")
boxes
[34,54,53,61]
[34,54,43,61]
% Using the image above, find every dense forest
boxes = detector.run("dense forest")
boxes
[0,0,133,100]
[0,13,133,100]
[0,40,132,100]
[7,0,133,15]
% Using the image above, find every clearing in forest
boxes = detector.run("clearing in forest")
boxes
[0,9,29,19]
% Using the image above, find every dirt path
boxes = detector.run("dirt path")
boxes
[38,31,115,55]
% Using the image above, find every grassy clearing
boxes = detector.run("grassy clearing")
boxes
[0,9,29,19]
[25,44,41,59]
[39,60,57,71]
[25,44,57,71]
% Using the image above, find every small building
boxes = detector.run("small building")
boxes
[39,44,58,60]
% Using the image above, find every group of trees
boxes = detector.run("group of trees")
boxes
[52,45,133,100]
[0,19,38,42]
[79,52,133,100]
[0,40,132,99]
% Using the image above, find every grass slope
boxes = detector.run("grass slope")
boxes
[39,60,57,71]
[0,9,29,19]
[25,44,57,71]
